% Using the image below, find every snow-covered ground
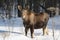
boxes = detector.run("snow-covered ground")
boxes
[0,16,60,40]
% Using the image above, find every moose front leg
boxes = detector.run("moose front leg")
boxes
[30,26,34,38]
[25,26,29,36]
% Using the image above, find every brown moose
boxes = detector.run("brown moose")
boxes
[18,5,49,38]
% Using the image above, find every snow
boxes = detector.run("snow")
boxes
[0,16,60,40]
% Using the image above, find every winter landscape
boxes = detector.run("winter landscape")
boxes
[0,0,60,40]
[0,15,60,40]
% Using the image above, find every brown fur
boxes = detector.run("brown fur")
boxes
[18,5,49,38]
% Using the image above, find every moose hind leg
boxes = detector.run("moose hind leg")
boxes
[43,26,48,35]
[46,27,48,35]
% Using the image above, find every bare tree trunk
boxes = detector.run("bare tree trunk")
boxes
[52,17,55,40]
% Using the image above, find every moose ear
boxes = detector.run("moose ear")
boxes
[18,5,22,11]
[25,5,30,10]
